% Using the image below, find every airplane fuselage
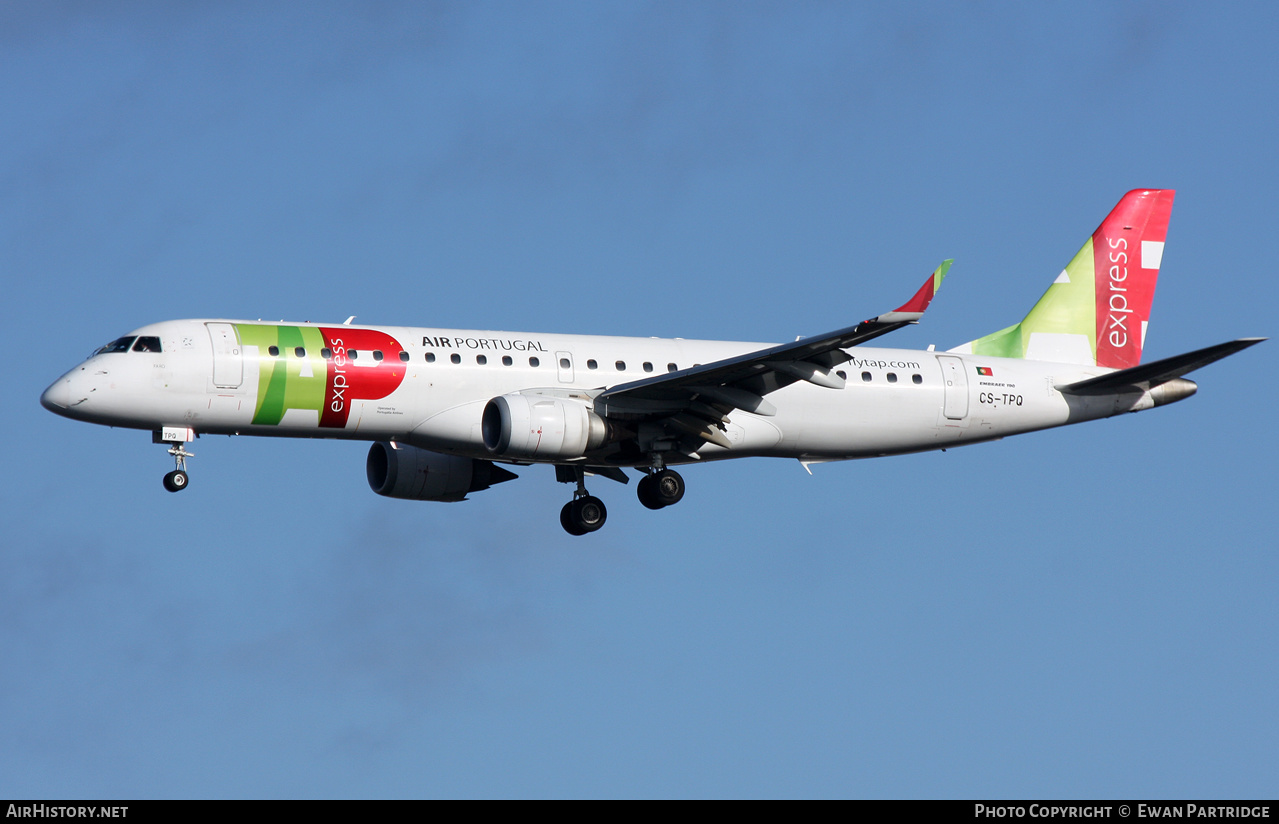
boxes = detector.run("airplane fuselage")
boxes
[43,318,1162,465]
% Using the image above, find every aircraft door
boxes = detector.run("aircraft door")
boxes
[936,355,969,420]
[556,351,574,383]
[207,322,243,389]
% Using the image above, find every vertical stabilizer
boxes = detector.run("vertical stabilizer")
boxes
[951,189,1175,368]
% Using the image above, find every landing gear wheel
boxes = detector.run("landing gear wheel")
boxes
[558,465,607,536]
[640,469,684,508]
[561,496,607,535]
[163,469,189,493]
[560,501,587,536]
[637,474,665,510]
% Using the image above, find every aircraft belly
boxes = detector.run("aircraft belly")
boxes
[761,377,951,458]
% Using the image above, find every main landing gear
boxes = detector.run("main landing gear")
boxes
[637,468,685,510]
[557,465,687,535]
[162,442,193,493]
[560,466,608,536]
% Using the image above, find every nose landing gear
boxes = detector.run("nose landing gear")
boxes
[161,441,193,493]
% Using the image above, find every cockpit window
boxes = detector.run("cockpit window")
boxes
[94,336,136,355]
[132,336,162,353]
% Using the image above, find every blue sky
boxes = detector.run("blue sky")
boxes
[3,2,1276,798]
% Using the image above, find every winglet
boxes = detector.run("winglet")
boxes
[876,260,951,323]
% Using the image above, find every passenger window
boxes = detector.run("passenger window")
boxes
[477,355,487,365]
[373,350,384,361]
[587,359,598,370]
[321,348,333,359]
[615,361,626,371]
[502,356,513,366]
[399,351,409,362]
[836,370,847,380]
[96,336,136,355]
[425,352,436,363]
[530,357,540,367]
[668,363,678,372]
[132,337,162,353]
[887,373,897,383]
[268,346,280,357]
[560,358,571,369]
[294,347,306,358]
[349,350,358,360]
[450,354,461,364]
[912,374,922,384]
[861,372,872,382]
[643,362,653,373]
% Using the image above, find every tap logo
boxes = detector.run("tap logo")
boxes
[234,324,406,428]
[317,327,405,428]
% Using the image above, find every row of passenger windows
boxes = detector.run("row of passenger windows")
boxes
[826,369,924,384]
[829,369,923,384]
[422,353,681,372]
[261,345,683,373]
[262,346,925,385]
[864,372,924,384]
[265,345,407,361]
[96,338,925,386]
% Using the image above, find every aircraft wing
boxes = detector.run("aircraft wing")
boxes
[593,262,950,446]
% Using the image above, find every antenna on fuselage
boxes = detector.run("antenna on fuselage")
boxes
[343,316,356,325]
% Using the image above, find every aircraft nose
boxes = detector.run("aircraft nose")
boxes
[40,376,71,411]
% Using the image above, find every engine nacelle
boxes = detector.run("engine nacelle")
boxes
[366,442,517,502]
[482,394,612,460]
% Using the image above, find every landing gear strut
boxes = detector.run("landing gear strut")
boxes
[559,466,607,536]
[162,442,193,493]
[637,468,684,510]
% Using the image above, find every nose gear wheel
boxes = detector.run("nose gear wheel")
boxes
[162,442,194,493]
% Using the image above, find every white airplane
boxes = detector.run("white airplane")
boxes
[42,190,1262,535]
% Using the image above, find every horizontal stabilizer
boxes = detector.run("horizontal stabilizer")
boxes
[1058,338,1265,395]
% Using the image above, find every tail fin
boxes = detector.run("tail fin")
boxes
[950,189,1175,369]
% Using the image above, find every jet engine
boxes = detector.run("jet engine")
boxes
[366,442,517,502]
[482,394,615,460]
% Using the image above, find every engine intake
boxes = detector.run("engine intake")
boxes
[482,394,613,460]
[366,442,517,502]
